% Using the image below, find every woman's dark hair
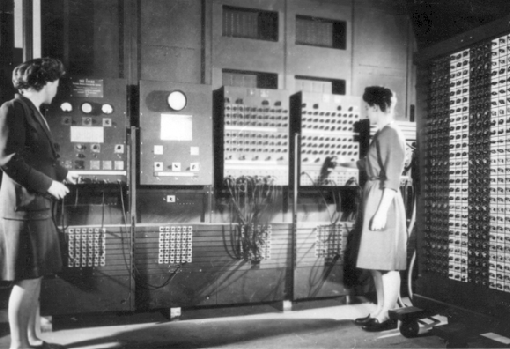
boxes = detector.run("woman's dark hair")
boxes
[12,57,65,91]
[362,86,393,112]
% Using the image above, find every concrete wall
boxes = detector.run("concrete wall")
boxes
[352,2,413,119]
[131,0,415,119]
[140,0,204,83]
[42,0,415,118]
[283,0,353,93]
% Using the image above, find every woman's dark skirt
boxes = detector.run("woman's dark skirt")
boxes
[0,211,62,281]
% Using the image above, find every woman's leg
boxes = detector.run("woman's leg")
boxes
[374,270,400,322]
[370,270,384,318]
[27,281,43,346]
[8,277,42,349]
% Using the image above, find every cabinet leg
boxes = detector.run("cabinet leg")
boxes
[279,300,292,312]
[169,307,182,321]
[40,316,53,333]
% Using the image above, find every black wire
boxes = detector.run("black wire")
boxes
[224,176,275,261]
[117,181,131,275]
[126,188,186,290]
[74,185,79,207]
[133,263,183,290]
[101,182,106,230]
[225,177,243,259]
[301,171,334,223]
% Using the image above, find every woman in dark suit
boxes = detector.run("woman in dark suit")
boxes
[0,58,77,349]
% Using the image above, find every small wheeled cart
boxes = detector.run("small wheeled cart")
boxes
[389,306,441,338]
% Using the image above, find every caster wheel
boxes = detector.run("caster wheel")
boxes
[399,320,420,338]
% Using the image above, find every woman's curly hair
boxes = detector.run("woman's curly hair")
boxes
[362,86,394,112]
[12,57,65,91]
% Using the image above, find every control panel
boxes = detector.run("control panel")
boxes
[290,92,361,187]
[139,81,213,186]
[216,86,290,186]
[45,77,127,182]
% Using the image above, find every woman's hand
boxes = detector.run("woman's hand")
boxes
[370,188,397,231]
[65,171,80,185]
[47,180,69,200]
[370,212,387,231]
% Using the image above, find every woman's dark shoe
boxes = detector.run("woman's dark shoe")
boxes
[353,315,372,326]
[361,318,397,332]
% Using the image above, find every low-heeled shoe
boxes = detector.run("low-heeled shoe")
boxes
[353,315,372,326]
[361,318,397,332]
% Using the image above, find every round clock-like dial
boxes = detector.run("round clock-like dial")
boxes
[168,90,187,111]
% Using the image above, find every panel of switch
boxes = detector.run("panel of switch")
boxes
[45,77,127,183]
[290,92,361,187]
[217,86,290,186]
[139,81,213,186]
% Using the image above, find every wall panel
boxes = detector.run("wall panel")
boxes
[31,0,418,314]
[352,7,412,119]
[285,0,353,91]
[140,0,203,82]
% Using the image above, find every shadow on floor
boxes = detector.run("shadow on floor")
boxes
[64,318,347,349]
[0,323,8,339]
[60,318,443,349]
[52,298,369,330]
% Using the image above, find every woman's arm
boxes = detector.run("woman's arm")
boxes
[370,126,406,230]
[0,101,53,193]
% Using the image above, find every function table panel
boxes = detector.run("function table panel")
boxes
[218,86,290,186]
[423,33,510,293]
[45,77,128,182]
